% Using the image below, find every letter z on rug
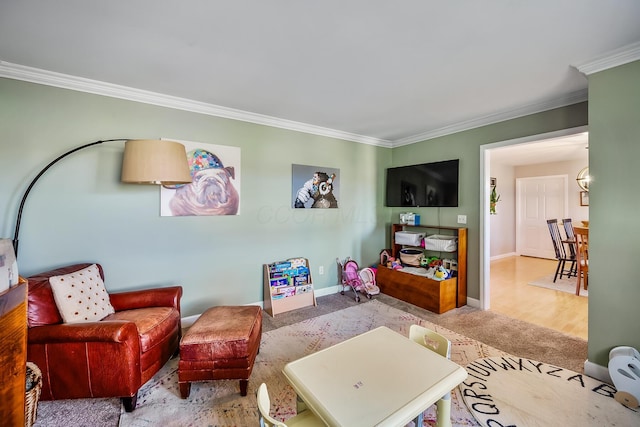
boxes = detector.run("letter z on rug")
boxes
[460,356,639,426]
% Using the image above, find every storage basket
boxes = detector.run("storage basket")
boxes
[399,248,424,267]
[424,235,457,252]
[395,231,426,246]
[25,362,42,427]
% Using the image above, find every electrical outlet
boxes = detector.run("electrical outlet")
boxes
[457,215,467,224]
[319,266,324,275]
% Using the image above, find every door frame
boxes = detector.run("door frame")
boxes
[479,125,587,310]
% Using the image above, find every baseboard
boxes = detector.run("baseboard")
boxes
[182,285,481,326]
[490,252,517,261]
[181,285,344,327]
[315,285,343,297]
[584,359,612,383]
[465,297,481,308]
[181,314,201,328]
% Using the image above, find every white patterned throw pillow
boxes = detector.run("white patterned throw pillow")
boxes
[49,264,115,323]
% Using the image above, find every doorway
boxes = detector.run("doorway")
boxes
[479,125,588,310]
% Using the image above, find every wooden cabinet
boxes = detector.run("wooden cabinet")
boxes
[376,224,467,313]
[263,257,316,316]
[0,280,28,426]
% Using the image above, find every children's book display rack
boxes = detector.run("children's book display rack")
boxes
[263,257,316,316]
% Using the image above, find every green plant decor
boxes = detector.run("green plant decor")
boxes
[490,186,501,215]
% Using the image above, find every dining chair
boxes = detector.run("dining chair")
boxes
[409,324,453,427]
[546,219,576,282]
[574,227,589,295]
[257,383,325,427]
[562,218,575,240]
[562,218,577,275]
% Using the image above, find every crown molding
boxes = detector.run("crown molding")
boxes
[393,89,588,147]
[574,41,640,76]
[0,61,392,148]
[9,46,632,149]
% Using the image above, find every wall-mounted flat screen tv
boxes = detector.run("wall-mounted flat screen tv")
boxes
[385,159,459,207]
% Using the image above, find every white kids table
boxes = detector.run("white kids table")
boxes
[283,326,467,426]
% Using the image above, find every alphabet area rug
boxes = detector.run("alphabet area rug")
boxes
[528,273,588,297]
[460,356,639,427]
[117,300,634,427]
[119,300,499,427]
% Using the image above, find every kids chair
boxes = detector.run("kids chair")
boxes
[409,324,453,427]
[257,383,324,427]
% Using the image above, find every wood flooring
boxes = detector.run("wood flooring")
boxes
[490,255,588,340]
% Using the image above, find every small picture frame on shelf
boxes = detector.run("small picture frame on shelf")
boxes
[580,191,589,206]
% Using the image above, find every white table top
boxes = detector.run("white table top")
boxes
[283,326,468,426]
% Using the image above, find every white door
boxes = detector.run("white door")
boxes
[516,175,568,259]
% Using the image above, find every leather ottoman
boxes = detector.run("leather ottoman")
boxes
[178,305,262,398]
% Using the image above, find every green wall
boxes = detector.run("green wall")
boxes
[0,77,589,314]
[587,60,640,366]
[0,78,390,316]
[6,66,634,372]
[390,103,588,299]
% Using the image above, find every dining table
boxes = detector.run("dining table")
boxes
[282,326,468,427]
[574,225,588,234]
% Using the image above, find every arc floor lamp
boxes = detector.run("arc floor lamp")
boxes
[11,138,192,258]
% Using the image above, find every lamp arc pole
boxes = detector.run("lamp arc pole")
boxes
[12,138,127,257]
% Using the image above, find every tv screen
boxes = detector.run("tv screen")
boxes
[385,159,459,207]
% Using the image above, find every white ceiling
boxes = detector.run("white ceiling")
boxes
[1,1,639,146]
[490,132,589,166]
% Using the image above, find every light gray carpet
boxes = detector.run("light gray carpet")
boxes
[34,293,588,426]
[120,300,497,426]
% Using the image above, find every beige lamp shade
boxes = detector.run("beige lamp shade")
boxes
[121,139,192,185]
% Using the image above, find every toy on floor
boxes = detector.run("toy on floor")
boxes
[609,346,640,408]
[337,257,380,302]
[358,267,380,298]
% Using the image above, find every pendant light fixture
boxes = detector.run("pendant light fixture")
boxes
[576,166,591,192]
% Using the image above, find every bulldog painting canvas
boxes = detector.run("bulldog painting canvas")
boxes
[160,140,241,216]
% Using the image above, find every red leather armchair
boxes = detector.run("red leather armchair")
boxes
[26,263,182,411]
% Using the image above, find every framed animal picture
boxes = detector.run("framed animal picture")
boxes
[291,164,340,209]
[160,139,241,216]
